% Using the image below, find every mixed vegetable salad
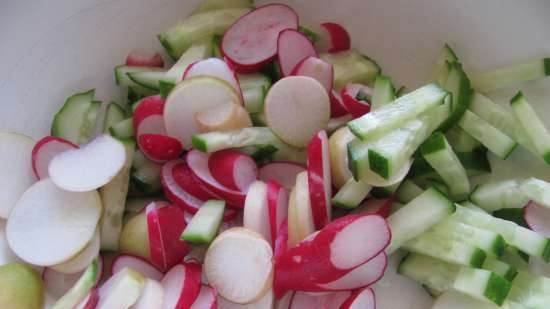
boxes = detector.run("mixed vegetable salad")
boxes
[1,0,550,309]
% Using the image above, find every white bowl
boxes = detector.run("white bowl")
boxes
[2,1,550,308]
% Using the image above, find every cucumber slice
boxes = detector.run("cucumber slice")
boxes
[386,187,455,253]
[127,70,167,91]
[429,43,459,85]
[510,92,550,164]
[181,200,225,244]
[472,58,550,93]
[410,148,490,181]
[445,125,482,152]
[482,258,517,282]
[519,178,550,209]
[320,49,380,90]
[238,73,271,114]
[395,179,424,203]
[192,0,253,15]
[421,132,470,201]
[470,179,528,212]
[51,89,95,144]
[458,110,517,159]
[398,253,458,294]
[158,8,250,59]
[103,102,126,133]
[469,92,517,141]
[51,259,99,309]
[348,83,448,140]
[438,61,472,130]
[332,178,372,209]
[452,268,512,306]
[130,151,162,195]
[114,66,160,95]
[109,118,134,139]
[371,74,395,110]
[78,100,101,144]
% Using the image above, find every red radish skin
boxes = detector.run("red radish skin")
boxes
[341,84,372,118]
[355,197,394,218]
[133,95,165,132]
[111,254,164,281]
[138,134,183,163]
[316,252,387,290]
[290,291,351,309]
[183,58,241,97]
[73,288,100,309]
[277,29,318,77]
[273,220,289,298]
[319,23,351,53]
[187,149,246,208]
[330,90,349,118]
[31,136,78,179]
[221,4,299,72]
[126,49,164,67]
[524,201,550,237]
[208,150,258,192]
[161,263,202,309]
[189,285,217,309]
[161,160,209,214]
[307,131,332,229]
[267,180,288,246]
[290,56,333,92]
[338,287,375,309]
[258,162,306,190]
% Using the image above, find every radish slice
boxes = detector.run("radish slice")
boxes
[183,58,241,95]
[190,285,217,309]
[273,220,289,298]
[133,96,165,133]
[161,263,202,309]
[275,292,294,309]
[290,56,333,92]
[330,90,349,118]
[6,179,101,266]
[209,150,258,192]
[267,180,288,246]
[138,134,183,163]
[204,228,273,304]
[307,130,332,229]
[187,149,246,207]
[339,287,375,309]
[97,268,146,309]
[354,197,394,218]
[524,201,550,237]
[111,254,164,281]
[316,253,387,290]
[195,103,252,133]
[31,136,78,179]
[218,289,274,308]
[287,172,315,246]
[317,23,351,53]
[129,278,164,309]
[43,267,83,298]
[243,181,271,243]
[258,162,305,190]
[49,134,126,192]
[264,76,330,147]
[126,49,164,68]
[52,229,101,274]
[341,84,372,118]
[277,29,318,77]
[221,4,299,72]
[289,291,351,309]
[74,288,100,309]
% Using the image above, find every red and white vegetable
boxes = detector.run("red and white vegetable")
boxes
[277,29,318,77]
[330,90,349,118]
[189,285,217,309]
[316,252,387,291]
[31,136,78,180]
[289,291,351,309]
[183,58,241,95]
[267,180,288,246]
[316,22,351,53]
[257,162,305,190]
[291,56,333,92]
[339,287,375,309]
[307,130,332,229]
[126,49,164,67]
[341,84,372,118]
[111,254,164,281]
[161,262,202,309]
[161,160,212,214]
[524,201,550,237]
[208,150,258,192]
[243,181,272,243]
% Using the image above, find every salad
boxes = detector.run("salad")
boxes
[1,0,550,308]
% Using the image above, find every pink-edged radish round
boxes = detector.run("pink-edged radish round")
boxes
[133,95,165,132]
[258,162,305,190]
[277,29,318,77]
[307,130,332,229]
[221,4,299,72]
[126,49,164,67]
[31,136,78,179]
[243,181,271,243]
[161,160,206,214]
[289,291,351,309]
[316,23,351,53]
[183,58,241,96]
[316,252,387,291]
[138,134,183,163]
[161,262,202,309]
[341,84,372,118]
[339,287,375,309]
[273,220,290,298]
[111,254,164,281]
[187,149,246,208]
[290,56,333,92]
[524,201,550,237]
[330,90,349,118]
[354,197,394,219]
[208,150,258,192]
[130,278,164,309]
[189,285,217,309]
[267,180,288,247]
[73,288,100,309]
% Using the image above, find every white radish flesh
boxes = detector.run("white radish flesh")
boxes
[111,254,164,281]
[161,263,202,309]
[208,150,258,192]
[287,171,315,246]
[195,103,252,133]
[243,181,271,243]
[218,289,274,309]
[290,291,351,309]
[339,288,375,309]
[97,268,146,309]
[267,180,288,246]
[291,56,333,92]
[49,134,126,192]
[32,136,78,180]
[184,58,241,95]
[524,201,550,237]
[6,179,101,266]
[129,278,164,309]
[190,285,217,309]
[52,229,101,274]
[307,130,332,229]
[257,162,305,190]
[317,252,387,290]
[277,29,318,77]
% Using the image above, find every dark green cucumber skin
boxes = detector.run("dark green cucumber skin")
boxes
[504,266,518,282]
[468,248,487,268]
[439,62,473,131]
[191,135,208,152]
[483,273,512,306]
[491,208,528,228]
[492,235,506,257]
[544,58,550,75]
[410,148,490,179]
[159,81,175,99]
[420,131,447,155]
[368,149,390,179]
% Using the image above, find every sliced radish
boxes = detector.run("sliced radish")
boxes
[146,202,189,272]
[287,171,315,247]
[126,49,164,67]
[43,267,83,298]
[243,181,271,243]
[209,150,258,192]
[264,76,330,147]
[97,267,146,309]
[161,263,203,309]
[74,288,100,309]
[111,254,164,281]
[273,220,289,298]
[317,23,351,53]
[138,134,183,163]
[129,278,164,309]
[49,134,126,192]
[341,84,372,118]
[289,291,351,309]
[164,76,242,148]
[52,228,101,274]
[221,4,299,72]
[290,56,333,92]
[339,287,375,309]
[195,103,252,133]
[330,90,349,118]
[267,180,288,246]
[316,252,387,290]
[187,149,246,207]
[133,95,165,133]
[524,201,550,237]
[6,179,101,266]
[31,136,78,180]
[258,162,305,190]
[354,197,394,218]
[218,289,274,308]
[190,285,217,309]
[275,292,294,309]
[277,29,318,77]
[204,228,273,304]
[183,58,241,95]
[307,130,332,229]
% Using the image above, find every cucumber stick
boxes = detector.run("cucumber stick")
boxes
[398,253,458,294]
[482,258,518,281]
[386,187,455,253]
[51,89,99,145]
[51,259,99,309]
[371,74,395,110]
[131,150,162,195]
[348,83,447,140]
[238,73,272,114]
[332,178,372,209]
[127,70,167,91]
[320,49,380,90]
[103,102,126,133]
[453,268,512,306]
[421,132,470,201]
[445,125,481,152]
[370,182,400,199]
[519,178,550,209]
[181,200,225,244]
[492,208,528,228]
[430,44,459,85]
[410,148,490,181]
[438,61,472,130]
[510,92,550,164]
[114,66,160,95]
[110,118,134,139]
[470,179,528,212]
[395,179,424,203]
[472,58,550,93]
[191,0,253,15]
